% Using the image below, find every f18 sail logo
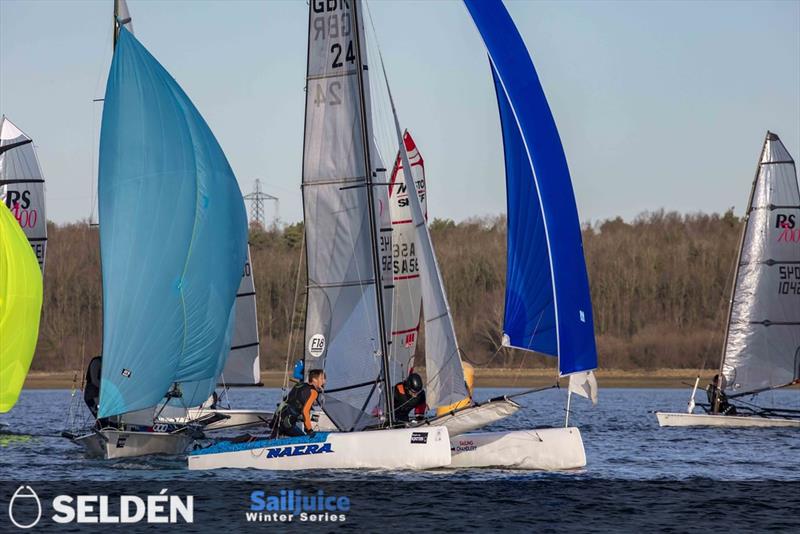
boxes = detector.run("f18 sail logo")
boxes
[777,213,800,243]
[8,486,42,529]
[308,334,326,358]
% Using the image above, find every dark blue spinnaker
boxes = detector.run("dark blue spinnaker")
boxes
[465,0,597,375]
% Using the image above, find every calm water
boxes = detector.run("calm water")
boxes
[1,387,798,482]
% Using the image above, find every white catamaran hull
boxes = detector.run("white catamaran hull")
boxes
[656,412,800,428]
[72,429,193,459]
[425,398,521,437]
[449,428,586,470]
[188,427,452,471]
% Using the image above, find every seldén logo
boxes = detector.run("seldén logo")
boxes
[8,486,42,529]
[6,486,193,528]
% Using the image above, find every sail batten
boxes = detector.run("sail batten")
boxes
[721,132,800,395]
[465,0,597,376]
[97,27,247,418]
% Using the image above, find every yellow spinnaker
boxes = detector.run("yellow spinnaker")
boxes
[0,201,42,413]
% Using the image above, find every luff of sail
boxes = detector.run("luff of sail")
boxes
[388,131,426,380]
[0,117,47,273]
[0,201,42,413]
[221,244,261,385]
[465,0,597,375]
[302,0,393,431]
[97,27,247,418]
[722,132,800,396]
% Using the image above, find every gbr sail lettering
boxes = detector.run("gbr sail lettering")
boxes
[311,0,354,108]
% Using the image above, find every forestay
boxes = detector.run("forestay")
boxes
[388,131,426,380]
[0,202,42,413]
[97,28,247,418]
[465,0,597,376]
[302,0,393,431]
[722,132,800,395]
[0,117,47,272]
[221,245,261,385]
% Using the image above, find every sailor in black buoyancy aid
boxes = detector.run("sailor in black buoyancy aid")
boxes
[393,372,427,423]
[272,369,326,438]
[706,374,737,415]
[83,356,102,417]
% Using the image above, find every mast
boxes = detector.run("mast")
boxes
[715,132,770,411]
[350,0,394,426]
[113,0,119,49]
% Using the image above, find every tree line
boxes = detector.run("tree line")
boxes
[32,209,741,374]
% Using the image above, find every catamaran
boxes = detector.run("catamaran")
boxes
[656,131,800,428]
[65,0,249,458]
[190,0,598,472]
[0,200,43,428]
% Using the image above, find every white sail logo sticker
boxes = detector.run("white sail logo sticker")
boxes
[8,485,42,529]
[308,334,326,358]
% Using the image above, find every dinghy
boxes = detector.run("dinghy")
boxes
[0,199,43,420]
[68,0,248,458]
[188,0,457,471]
[656,132,800,428]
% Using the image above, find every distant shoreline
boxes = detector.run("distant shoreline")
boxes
[23,369,730,390]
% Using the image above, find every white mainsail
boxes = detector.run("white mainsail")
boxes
[220,245,261,385]
[302,0,394,430]
[0,117,47,273]
[388,131,426,380]
[722,132,800,396]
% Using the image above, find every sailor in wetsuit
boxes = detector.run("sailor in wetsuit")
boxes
[273,369,326,437]
[393,373,427,423]
[707,374,737,415]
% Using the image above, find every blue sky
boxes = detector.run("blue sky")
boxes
[1,0,798,225]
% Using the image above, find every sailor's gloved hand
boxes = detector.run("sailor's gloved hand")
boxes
[306,430,316,438]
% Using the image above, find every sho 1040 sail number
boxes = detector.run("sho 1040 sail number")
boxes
[778,265,800,295]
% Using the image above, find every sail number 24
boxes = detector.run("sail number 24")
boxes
[778,265,800,295]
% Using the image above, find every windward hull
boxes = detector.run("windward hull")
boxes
[656,412,800,428]
[449,427,586,470]
[188,427,451,471]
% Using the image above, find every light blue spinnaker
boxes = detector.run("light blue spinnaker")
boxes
[465,0,597,375]
[98,27,247,418]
